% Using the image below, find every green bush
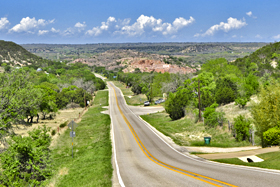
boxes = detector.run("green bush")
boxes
[203,103,226,128]
[59,121,68,128]
[51,129,56,136]
[0,125,52,186]
[235,97,249,108]
[263,127,280,146]
[233,115,251,142]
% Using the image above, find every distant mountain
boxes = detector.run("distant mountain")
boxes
[233,42,280,77]
[0,40,45,67]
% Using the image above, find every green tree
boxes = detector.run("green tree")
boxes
[251,82,280,147]
[36,83,58,119]
[0,70,42,142]
[165,88,191,120]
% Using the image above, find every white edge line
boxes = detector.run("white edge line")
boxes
[112,82,280,176]
[109,83,125,187]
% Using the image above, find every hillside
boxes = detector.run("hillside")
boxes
[233,42,280,77]
[0,40,47,67]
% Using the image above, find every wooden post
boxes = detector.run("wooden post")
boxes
[198,79,202,122]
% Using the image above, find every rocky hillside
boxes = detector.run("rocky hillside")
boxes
[69,49,197,74]
[0,40,44,67]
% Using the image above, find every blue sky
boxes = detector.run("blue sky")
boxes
[1,0,280,44]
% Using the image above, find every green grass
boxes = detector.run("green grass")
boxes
[112,81,148,106]
[47,90,112,187]
[141,112,253,147]
[213,151,280,170]
[112,81,133,96]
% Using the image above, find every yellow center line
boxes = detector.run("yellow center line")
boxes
[110,83,237,187]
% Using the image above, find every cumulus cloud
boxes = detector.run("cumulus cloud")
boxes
[75,21,87,32]
[38,30,49,35]
[86,15,194,37]
[273,34,280,39]
[195,17,247,37]
[246,11,257,18]
[0,17,10,30]
[118,15,194,36]
[9,17,54,33]
[86,17,116,36]
[255,34,262,39]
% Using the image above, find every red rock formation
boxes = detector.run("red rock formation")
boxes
[125,59,196,74]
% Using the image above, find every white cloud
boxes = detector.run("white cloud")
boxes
[51,27,60,33]
[246,11,257,18]
[86,17,116,36]
[0,17,10,30]
[75,22,86,28]
[86,15,194,37]
[9,17,54,33]
[38,30,49,35]
[273,34,280,39]
[232,35,237,38]
[195,17,247,37]
[255,34,262,39]
[118,15,194,36]
[246,11,252,17]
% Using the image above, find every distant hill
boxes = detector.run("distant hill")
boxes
[0,40,46,67]
[233,42,280,77]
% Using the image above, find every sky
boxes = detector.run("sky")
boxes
[1,0,280,44]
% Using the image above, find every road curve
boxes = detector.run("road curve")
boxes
[108,82,280,187]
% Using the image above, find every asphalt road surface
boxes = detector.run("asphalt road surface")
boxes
[108,82,280,187]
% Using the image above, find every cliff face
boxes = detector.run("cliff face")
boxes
[122,59,196,74]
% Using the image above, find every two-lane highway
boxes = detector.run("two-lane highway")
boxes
[108,82,280,187]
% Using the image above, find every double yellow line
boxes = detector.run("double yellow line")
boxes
[111,83,237,187]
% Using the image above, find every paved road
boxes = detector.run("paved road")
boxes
[108,82,280,187]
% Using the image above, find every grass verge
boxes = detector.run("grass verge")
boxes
[47,90,112,187]
[213,151,280,170]
[141,112,253,147]
[112,81,147,106]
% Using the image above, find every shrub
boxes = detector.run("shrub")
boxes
[0,126,52,186]
[233,115,251,142]
[235,97,249,108]
[263,127,280,146]
[203,103,226,128]
[51,129,56,136]
[59,121,68,128]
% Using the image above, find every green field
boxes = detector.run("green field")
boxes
[48,90,112,187]
[213,151,280,170]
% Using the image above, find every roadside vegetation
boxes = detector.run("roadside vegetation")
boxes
[47,90,112,187]
[213,151,280,170]
[113,42,280,148]
[141,112,252,147]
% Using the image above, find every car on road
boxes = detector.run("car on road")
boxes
[154,100,161,105]
[144,101,150,106]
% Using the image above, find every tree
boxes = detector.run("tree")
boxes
[251,82,280,147]
[36,83,58,119]
[0,70,42,143]
[215,77,237,105]
[165,88,191,120]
